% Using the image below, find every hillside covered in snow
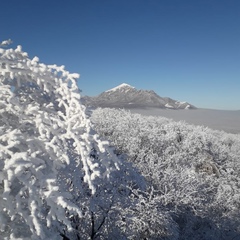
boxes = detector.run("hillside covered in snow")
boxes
[91,107,240,240]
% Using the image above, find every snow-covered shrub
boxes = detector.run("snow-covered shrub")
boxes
[0,41,127,239]
[91,107,240,239]
[116,187,179,240]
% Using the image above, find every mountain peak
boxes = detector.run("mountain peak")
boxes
[105,83,135,93]
[82,84,196,109]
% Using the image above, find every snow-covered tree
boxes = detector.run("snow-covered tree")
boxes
[0,41,125,239]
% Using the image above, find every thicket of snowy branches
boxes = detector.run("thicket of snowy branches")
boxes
[92,108,240,240]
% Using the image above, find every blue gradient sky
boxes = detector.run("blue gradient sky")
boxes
[1,0,239,110]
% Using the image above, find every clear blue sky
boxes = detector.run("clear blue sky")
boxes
[1,0,239,110]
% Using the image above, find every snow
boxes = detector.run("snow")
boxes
[165,103,174,108]
[0,39,12,46]
[105,83,135,93]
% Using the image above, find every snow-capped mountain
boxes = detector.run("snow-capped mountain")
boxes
[82,83,196,109]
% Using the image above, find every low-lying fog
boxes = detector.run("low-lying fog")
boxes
[129,108,240,134]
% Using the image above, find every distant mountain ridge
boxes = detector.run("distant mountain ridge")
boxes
[82,83,196,109]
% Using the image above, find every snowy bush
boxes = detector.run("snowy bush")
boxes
[0,41,131,239]
[91,107,240,239]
